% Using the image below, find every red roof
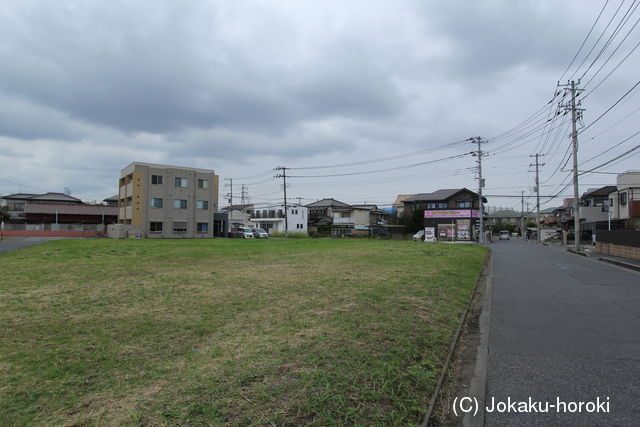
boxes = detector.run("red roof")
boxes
[24,203,117,216]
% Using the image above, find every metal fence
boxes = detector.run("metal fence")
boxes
[596,230,640,248]
[1,223,105,231]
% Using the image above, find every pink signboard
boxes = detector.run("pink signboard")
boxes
[424,209,480,218]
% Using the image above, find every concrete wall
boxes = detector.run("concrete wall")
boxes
[596,242,640,261]
[107,224,145,239]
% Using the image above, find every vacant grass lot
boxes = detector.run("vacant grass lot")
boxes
[0,238,487,425]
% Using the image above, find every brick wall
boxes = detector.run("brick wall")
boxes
[596,242,640,261]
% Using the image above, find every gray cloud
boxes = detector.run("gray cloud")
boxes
[0,0,636,204]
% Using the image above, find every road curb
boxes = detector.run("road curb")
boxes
[598,257,640,272]
[566,248,591,257]
[462,251,492,427]
[422,250,491,427]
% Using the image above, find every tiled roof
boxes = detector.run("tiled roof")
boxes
[581,185,617,198]
[24,203,117,216]
[305,198,351,208]
[103,195,119,202]
[1,193,39,200]
[403,188,476,203]
[3,192,83,203]
[220,204,254,212]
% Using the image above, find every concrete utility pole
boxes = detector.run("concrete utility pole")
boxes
[530,154,545,243]
[521,190,525,237]
[469,136,488,243]
[224,178,233,230]
[274,167,289,237]
[559,80,584,250]
[240,184,248,205]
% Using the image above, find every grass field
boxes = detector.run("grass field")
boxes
[0,238,487,425]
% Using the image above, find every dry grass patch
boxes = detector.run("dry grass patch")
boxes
[1,238,487,425]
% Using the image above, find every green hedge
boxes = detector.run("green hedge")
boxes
[270,232,309,238]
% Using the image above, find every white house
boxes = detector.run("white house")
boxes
[609,171,640,225]
[248,203,308,234]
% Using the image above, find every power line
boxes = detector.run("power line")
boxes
[580,78,640,134]
[285,153,471,178]
[288,140,468,170]
[559,0,612,81]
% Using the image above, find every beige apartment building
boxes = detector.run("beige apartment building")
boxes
[114,162,219,238]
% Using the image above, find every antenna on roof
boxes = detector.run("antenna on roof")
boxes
[64,187,71,195]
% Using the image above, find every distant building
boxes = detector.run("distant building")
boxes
[392,194,415,216]
[103,195,119,206]
[248,204,308,234]
[1,192,83,221]
[486,209,536,233]
[113,162,219,238]
[402,188,484,241]
[305,198,388,237]
[219,204,254,229]
[0,192,116,236]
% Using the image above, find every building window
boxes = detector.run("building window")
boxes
[197,200,209,209]
[150,198,163,208]
[175,177,188,187]
[197,222,209,233]
[173,222,187,233]
[620,192,627,205]
[150,222,163,232]
[174,199,188,209]
[198,179,209,189]
[458,201,471,208]
[151,175,163,185]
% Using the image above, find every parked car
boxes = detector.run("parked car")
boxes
[412,230,425,241]
[499,230,510,240]
[253,227,269,239]
[230,226,255,238]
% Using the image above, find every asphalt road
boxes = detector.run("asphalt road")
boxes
[485,239,640,426]
[0,237,56,253]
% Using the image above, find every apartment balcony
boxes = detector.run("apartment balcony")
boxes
[249,211,285,219]
[333,217,354,225]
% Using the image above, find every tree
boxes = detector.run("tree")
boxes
[0,206,9,221]
[493,221,515,234]
[398,204,424,232]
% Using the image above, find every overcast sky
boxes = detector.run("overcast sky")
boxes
[1,0,639,210]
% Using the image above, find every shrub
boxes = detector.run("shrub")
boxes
[270,232,309,238]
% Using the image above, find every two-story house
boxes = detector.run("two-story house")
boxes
[608,171,640,229]
[247,204,308,234]
[402,188,484,241]
[579,186,617,232]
